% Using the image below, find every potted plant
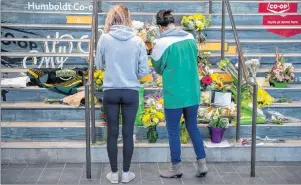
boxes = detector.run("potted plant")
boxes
[141,105,164,143]
[267,48,295,88]
[180,115,190,144]
[208,108,229,143]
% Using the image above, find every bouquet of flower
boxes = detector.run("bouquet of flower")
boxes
[198,52,211,67]
[245,59,260,79]
[132,19,159,53]
[257,88,274,108]
[198,107,215,123]
[141,105,165,143]
[180,115,190,144]
[132,20,146,41]
[201,75,213,91]
[94,69,105,91]
[210,73,227,92]
[145,23,160,44]
[141,105,164,127]
[267,49,294,86]
[181,13,211,43]
[209,108,230,128]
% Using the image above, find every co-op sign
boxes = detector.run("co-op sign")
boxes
[266,2,292,13]
[27,2,93,11]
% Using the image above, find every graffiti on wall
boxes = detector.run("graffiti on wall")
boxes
[2,28,104,68]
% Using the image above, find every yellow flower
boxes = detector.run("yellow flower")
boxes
[152,117,159,124]
[180,115,185,123]
[196,21,204,31]
[203,52,211,55]
[96,79,102,85]
[188,16,194,21]
[156,112,165,120]
[142,114,151,123]
[94,72,99,78]
[99,72,104,79]
[210,73,219,82]
[193,13,205,20]
[148,59,153,67]
[158,98,164,105]
[182,16,188,23]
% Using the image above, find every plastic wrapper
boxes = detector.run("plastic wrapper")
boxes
[239,100,266,125]
[135,87,145,126]
[267,111,301,124]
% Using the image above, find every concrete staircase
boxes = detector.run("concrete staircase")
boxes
[1,0,301,163]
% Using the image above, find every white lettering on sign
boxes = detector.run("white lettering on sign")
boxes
[22,29,104,69]
[267,3,290,14]
[27,2,93,11]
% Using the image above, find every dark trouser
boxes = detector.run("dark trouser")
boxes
[164,105,206,164]
[103,89,138,173]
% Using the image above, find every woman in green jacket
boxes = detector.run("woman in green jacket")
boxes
[151,9,208,178]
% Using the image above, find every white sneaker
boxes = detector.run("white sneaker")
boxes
[106,171,119,184]
[121,171,135,183]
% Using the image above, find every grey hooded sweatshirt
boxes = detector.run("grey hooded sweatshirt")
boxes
[95,25,149,91]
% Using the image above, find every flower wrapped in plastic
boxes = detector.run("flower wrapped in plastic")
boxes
[94,69,105,91]
[267,48,295,86]
[180,115,190,144]
[132,20,146,41]
[181,13,211,43]
[245,58,260,79]
[141,105,165,143]
[268,111,301,125]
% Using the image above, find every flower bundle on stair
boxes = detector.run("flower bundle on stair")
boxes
[141,92,165,143]
[267,48,295,88]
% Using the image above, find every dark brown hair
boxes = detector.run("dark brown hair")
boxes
[156,9,175,27]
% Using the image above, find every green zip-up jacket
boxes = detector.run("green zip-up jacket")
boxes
[151,28,200,109]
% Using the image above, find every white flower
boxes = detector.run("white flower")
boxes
[132,20,144,30]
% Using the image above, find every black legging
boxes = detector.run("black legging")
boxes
[103,89,139,172]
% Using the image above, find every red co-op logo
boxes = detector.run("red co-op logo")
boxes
[267,3,290,13]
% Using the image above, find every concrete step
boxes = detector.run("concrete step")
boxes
[2,101,301,121]
[1,122,301,141]
[2,140,301,164]
[2,85,301,102]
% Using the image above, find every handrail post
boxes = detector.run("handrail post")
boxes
[236,53,242,142]
[221,0,226,59]
[209,0,213,14]
[251,83,258,177]
[85,85,91,179]
[90,0,99,144]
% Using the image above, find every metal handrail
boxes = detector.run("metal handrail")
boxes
[84,0,99,179]
[222,0,257,177]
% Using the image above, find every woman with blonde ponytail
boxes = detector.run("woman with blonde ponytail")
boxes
[95,4,149,184]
